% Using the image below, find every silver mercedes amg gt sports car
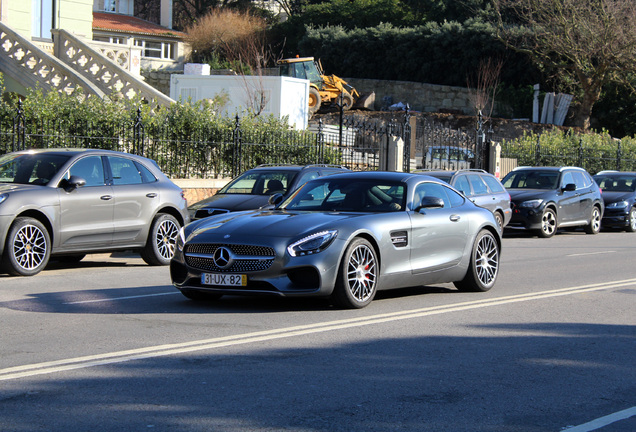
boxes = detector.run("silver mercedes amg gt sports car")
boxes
[171,171,501,309]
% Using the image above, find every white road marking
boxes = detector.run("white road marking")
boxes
[566,251,616,257]
[64,292,178,304]
[563,406,636,431]
[2,277,635,381]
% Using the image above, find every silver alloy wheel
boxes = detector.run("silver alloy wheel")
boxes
[591,207,601,233]
[12,223,48,271]
[542,209,557,236]
[629,207,636,232]
[155,217,179,260]
[346,243,377,302]
[474,232,499,288]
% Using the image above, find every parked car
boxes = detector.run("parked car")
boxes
[0,148,189,276]
[501,166,603,238]
[415,169,511,229]
[188,164,350,220]
[421,146,474,171]
[592,171,636,232]
[171,171,501,309]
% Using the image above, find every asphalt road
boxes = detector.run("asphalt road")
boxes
[0,229,635,432]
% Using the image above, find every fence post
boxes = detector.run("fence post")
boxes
[535,135,541,166]
[317,119,325,164]
[616,138,622,171]
[578,138,584,167]
[132,106,144,156]
[402,105,411,172]
[232,115,242,177]
[12,100,25,152]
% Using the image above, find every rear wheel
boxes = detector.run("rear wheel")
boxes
[2,217,51,276]
[538,208,557,238]
[454,229,499,292]
[627,207,636,232]
[584,206,602,234]
[332,238,378,309]
[341,92,354,110]
[308,87,321,115]
[141,213,180,266]
[494,211,504,230]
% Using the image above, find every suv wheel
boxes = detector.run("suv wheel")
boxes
[584,206,601,234]
[538,208,557,238]
[627,207,636,232]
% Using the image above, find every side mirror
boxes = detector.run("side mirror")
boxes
[268,193,284,207]
[61,175,86,192]
[415,196,445,212]
[562,183,576,192]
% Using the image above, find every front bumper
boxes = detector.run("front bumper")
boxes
[600,209,629,228]
[506,206,544,230]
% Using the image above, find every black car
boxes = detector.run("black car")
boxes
[501,166,604,238]
[417,169,511,229]
[188,164,350,220]
[593,171,636,232]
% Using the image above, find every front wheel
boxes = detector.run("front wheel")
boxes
[141,213,181,266]
[627,207,636,232]
[538,208,557,238]
[332,238,378,309]
[308,87,321,115]
[2,217,51,276]
[454,230,500,292]
[584,206,602,234]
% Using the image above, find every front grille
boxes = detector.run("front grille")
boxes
[194,208,230,219]
[185,243,275,273]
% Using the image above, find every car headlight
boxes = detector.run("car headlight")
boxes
[287,230,337,257]
[519,199,544,209]
[0,193,7,205]
[177,227,186,252]
[607,200,628,209]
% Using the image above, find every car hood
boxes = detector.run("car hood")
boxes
[188,194,272,212]
[186,210,362,242]
[0,183,45,193]
[507,189,555,203]
[601,191,633,205]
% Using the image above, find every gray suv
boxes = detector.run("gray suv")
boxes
[417,169,511,229]
[0,149,189,276]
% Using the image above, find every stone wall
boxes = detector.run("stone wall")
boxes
[346,78,475,114]
[172,178,231,204]
[142,70,175,96]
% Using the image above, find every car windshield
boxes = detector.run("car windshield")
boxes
[0,153,70,185]
[281,178,406,212]
[218,170,297,195]
[502,170,559,189]
[594,174,636,192]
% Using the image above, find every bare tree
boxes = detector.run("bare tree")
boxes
[492,0,636,129]
[467,57,504,119]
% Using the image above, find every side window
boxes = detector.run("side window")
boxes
[453,175,472,196]
[67,156,106,187]
[482,175,505,193]
[467,174,489,195]
[109,156,142,185]
[413,182,451,209]
[135,161,157,183]
[572,172,587,189]
[561,172,575,188]
[296,171,320,188]
[444,185,466,207]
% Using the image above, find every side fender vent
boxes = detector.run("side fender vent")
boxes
[390,230,408,248]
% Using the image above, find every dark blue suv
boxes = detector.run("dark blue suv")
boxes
[501,166,604,238]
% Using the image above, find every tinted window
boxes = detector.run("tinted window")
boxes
[594,174,636,192]
[502,170,559,189]
[572,172,588,189]
[561,172,575,188]
[467,174,489,195]
[481,175,505,193]
[453,175,472,196]
[109,156,143,185]
[0,153,69,185]
[414,182,452,208]
[67,156,106,187]
[135,161,157,183]
[220,170,297,195]
[445,185,465,207]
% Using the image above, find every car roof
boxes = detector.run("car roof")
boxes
[511,166,587,173]
[247,164,349,172]
[415,169,489,177]
[594,171,636,176]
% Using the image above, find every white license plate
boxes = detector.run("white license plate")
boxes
[201,273,247,287]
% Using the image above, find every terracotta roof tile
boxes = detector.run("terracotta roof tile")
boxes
[93,12,185,38]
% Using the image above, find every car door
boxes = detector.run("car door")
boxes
[573,171,594,220]
[57,155,114,249]
[409,181,469,274]
[557,171,580,222]
[107,156,159,245]
[465,174,495,212]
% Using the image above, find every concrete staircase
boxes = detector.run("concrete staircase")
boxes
[0,22,173,106]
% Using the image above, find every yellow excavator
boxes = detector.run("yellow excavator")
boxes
[277,56,360,115]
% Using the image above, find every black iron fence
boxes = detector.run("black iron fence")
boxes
[2,102,634,178]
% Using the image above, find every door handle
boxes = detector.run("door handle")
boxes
[146,193,157,198]
[100,195,113,201]
[450,214,461,222]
